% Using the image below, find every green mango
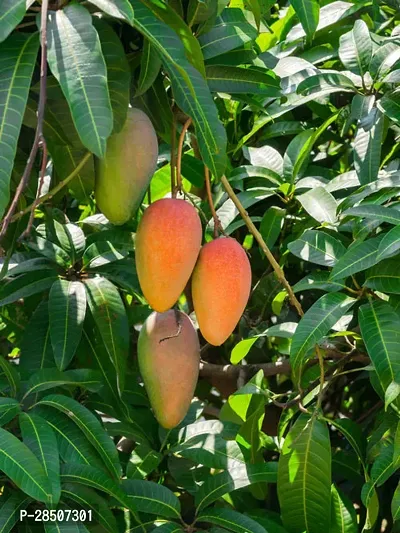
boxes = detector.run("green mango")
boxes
[95,107,158,225]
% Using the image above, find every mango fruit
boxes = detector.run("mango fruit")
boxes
[95,107,158,225]
[192,237,251,346]
[138,310,200,428]
[135,198,202,312]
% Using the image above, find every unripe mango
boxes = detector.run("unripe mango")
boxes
[138,310,200,429]
[95,108,158,225]
[135,198,202,312]
[192,237,251,346]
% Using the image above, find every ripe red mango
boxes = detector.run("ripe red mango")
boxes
[135,198,202,312]
[138,310,200,429]
[95,108,158,225]
[192,237,251,346]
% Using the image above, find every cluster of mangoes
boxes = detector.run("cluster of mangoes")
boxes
[95,108,251,429]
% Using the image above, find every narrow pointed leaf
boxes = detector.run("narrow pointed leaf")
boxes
[197,508,267,533]
[19,413,61,506]
[23,368,102,399]
[35,394,122,479]
[0,493,31,533]
[278,415,331,533]
[290,293,356,385]
[49,280,87,371]
[339,20,372,76]
[46,4,113,157]
[206,66,281,96]
[290,0,319,41]
[343,205,400,226]
[122,479,181,518]
[0,32,39,218]
[330,485,358,533]
[0,271,59,307]
[136,39,162,97]
[172,434,245,469]
[288,230,346,267]
[0,0,27,43]
[353,109,384,184]
[0,398,20,427]
[87,0,134,24]
[330,235,385,281]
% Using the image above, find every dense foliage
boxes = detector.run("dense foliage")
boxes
[0,0,400,532]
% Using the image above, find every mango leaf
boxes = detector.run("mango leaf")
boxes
[83,242,129,270]
[51,145,95,203]
[23,368,102,400]
[19,413,61,507]
[0,0,27,43]
[293,272,346,293]
[87,0,134,24]
[152,525,184,533]
[259,207,285,250]
[172,434,245,469]
[330,485,358,533]
[132,0,227,178]
[0,493,31,533]
[0,271,59,307]
[353,109,384,185]
[290,0,319,41]
[343,205,400,225]
[0,32,39,219]
[61,483,118,533]
[35,394,122,480]
[195,463,278,512]
[85,277,129,395]
[330,235,385,281]
[197,508,267,533]
[60,464,141,522]
[392,482,400,522]
[230,337,258,364]
[53,222,86,264]
[297,73,356,95]
[122,479,181,518]
[94,19,130,133]
[0,398,20,427]
[46,4,113,157]
[378,91,400,124]
[278,415,331,533]
[290,293,356,385]
[49,280,87,371]
[359,300,400,396]
[297,187,337,224]
[339,20,372,76]
[127,444,163,479]
[136,39,162,97]
[0,357,20,398]
[206,66,281,95]
[288,230,346,267]
[0,427,52,503]
[199,8,258,60]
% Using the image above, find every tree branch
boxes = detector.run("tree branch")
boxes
[204,166,221,239]
[174,117,192,196]
[0,0,49,240]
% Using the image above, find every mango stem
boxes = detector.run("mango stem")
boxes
[175,117,192,196]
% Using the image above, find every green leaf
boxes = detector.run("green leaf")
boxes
[0,32,39,219]
[378,91,400,124]
[330,235,385,281]
[172,434,245,469]
[132,0,227,178]
[330,485,358,533]
[359,300,400,396]
[85,277,129,395]
[19,301,54,379]
[0,0,26,43]
[195,463,278,512]
[26,235,71,267]
[392,482,400,522]
[83,241,129,270]
[199,8,258,60]
[377,225,400,261]
[60,464,141,522]
[122,479,181,518]
[127,444,163,479]
[19,413,61,507]
[290,0,319,41]
[230,337,259,364]
[0,398,20,427]
[0,493,31,533]
[23,368,102,400]
[293,272,346,293]
[385,381,400,410]
[353,109,384,185]
[297,187,337,224]
[290,293,356,385]
[35,394,122,480]
[328,418,366,468]
[297,73,356,96]
[51,145,95,203]
[87,0,134,24]
[0,427,52,503]
[53,222,86,264]
[259,207,285,250]
[344,205,400,226]
[46,4,113,157]
[61,483,118,533]
[339,20,372,76]
[0,357,20,398]
[136,39,162,97]
[288,230,346,267]
[197,508,267,533]
[278,415,331,533]
[206,66,281,96]
[49,280,87,371]
[94,18,131,133]
[0,271,59,307]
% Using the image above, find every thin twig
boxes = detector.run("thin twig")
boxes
[10,152,92,224]
[170,114,177,198]
[21,141,48,239]
[204,166,220,239]
[175,118,192,196]
[220,175,304,317]
[315,344,325,409]
[0,0,49,240]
